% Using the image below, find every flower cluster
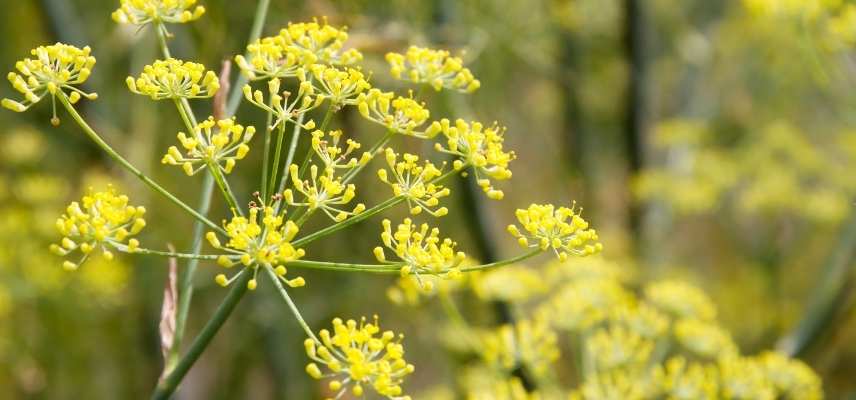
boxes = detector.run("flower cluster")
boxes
[310,129,372,174]
[283,163,365,222]
[162,116,255,176]
[112,0,206,26]
[357,89,434,137]
[235,37,310,81]
[306,65,371,106]
[305,316,414,399]
[279,19,362,66]
[242,78,320,131]
[480,317,560,377]
[377,149,449,216]
[2,43,97,124]
[433,118,514,199]
[49,187,145,271]
[126,58,219,100]
[374,219,466,281]
[507,203,602,260]
[585,326,654,372]
[386,46,481,93]
[206,206,305,290]
[644,280,717,321]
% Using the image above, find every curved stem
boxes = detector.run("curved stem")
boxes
[151,270,251,400]
[132,247,223,261]
[58,93,224,234]
[284,249,541,275]
[225,0,271,116]
[264,266,319,342]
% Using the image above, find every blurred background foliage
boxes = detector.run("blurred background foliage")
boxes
[2,0,856,398]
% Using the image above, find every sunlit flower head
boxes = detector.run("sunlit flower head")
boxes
[242,78,320,131]
[126,58,219,100]
[644,280,717,321]
[279,18,362,66]
[206,206,305,290]
[480,318,560,377]
[569,369,659,400]
[310,129,372,175]
[433,118,514,199]
[507,203,602,260]
[377,149,449,217]
[112,0,205,26]
[585,326,654,372]
[718,356,776,400]
[373,218,466,284]
[235,37,313,80]
[282,163,365,222]
[305,316,414,399]
[304,65,371,106]
[357,89,433,138]
[162,116,255,176]
[654,357,719,400]
[50,186,145,271]
[471,264,546,302]
[608,302,669,340]
[386,46,480,93]
[674,318,738,360]
[2,43,98,125]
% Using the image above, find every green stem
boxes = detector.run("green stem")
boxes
[278,111,305,193]
[267,118,287,199]
[155,23,172,58]
[284,249,541,275]
[264,266,319,342]
[166,172,215,374]
[57,93,223,234]
[225,0,271,116]
[132,246,222,261]
[260,107,273,201]
[209,161,243,216]
[341,129,394,185]
[151,270,251,400]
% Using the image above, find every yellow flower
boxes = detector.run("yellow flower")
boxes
[279,18,362,66]
[539,278,632,331]
[206,206,305,290]
[585,326,654,372]
[654,357,719,400]
[377,149,450,217]
[433,119,514,199]
[162,116,256,176]
[758,352,823,400]
[50,186,146,271]
[305,64,371,106]
[357,89,434,137]
[480,318,560,377]
[234,37,313,80]
[507,203,602,260]
[674,319,738,360]
[310,129,372,174]
[373,218,466,281]
[126,58,219,100]
[2,43,98,124]
[718,356,776,400]
[242,78,320,131]
[644,280,717,321]
[112,0,205,26]
[305,316,414,399]
[608,302,669,340]
[282,163,365,222]
[386,46,480,93]
[471,264,546,302]
[570,368,659,400]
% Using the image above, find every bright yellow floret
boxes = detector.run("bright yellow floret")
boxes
[282,163,365,222]
[112,0,205,26]
[357,89,433,138]
[304,64,371,107]
[433,118,514,199]
[386,46,480,93]
[161,116,256,176]
[2,43,98,124]
[377,149,449,217]
[50,186,145,271]
[126,58,219,100]
[507,203,602,260]
[374,218,466,282]
[279,18,362,66]
[242,78,321,131]
[305,316,414,399]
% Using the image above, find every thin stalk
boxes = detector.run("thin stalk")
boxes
[438,292,480,349]
[296,106,334,179]
[166,172,215,374]
[225,0,272,116]
[151,270,251,400]
[132,247,221,261]
[284,249,540,274]
[341,129,394,185]
[260,108,273,201]
[267,119,287,199]
[155,23,172,58]
[209,161,243,215]
[279,111,305,192]
[264,266,319,342]
[57,93,223,234]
